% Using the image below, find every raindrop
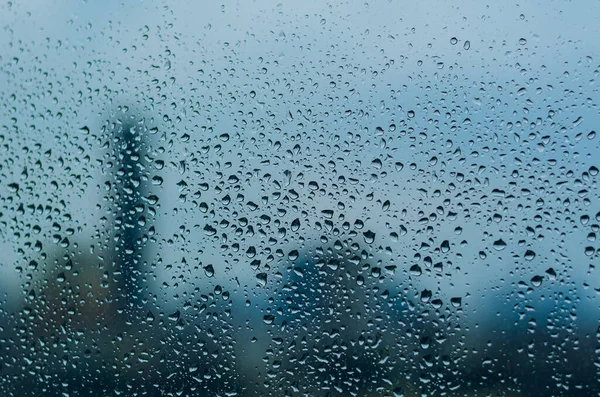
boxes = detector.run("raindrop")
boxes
[531,276,543,287]
[363,230,376,243]
[204,265,215,277]
[291,218,301,231]
[492,239,507,250]
[420,289,433,303]
[524,250,536,261]
[263,315,275,324]
[450,297,462,308]
[409,265,422,276]
[382,200,390,211]
[256,273,267,287]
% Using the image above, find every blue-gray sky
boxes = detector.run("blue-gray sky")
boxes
[0,0,598,332]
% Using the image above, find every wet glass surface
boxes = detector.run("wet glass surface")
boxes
[0,1,599,396]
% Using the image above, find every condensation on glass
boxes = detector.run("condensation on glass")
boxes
[0,1,599,396]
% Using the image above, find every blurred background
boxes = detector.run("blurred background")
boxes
[0,0,599,396]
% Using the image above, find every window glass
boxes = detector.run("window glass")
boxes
[1,1,599,396]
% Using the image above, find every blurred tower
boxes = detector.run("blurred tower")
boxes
[104,109,151,310]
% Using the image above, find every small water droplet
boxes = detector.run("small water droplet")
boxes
[531,275,543,287]
[204,265,214,277]
[492,239,507,250]
[363,230,376,243]
[450,297,462,308]
[420,289,432,303]
[263,314,275,324]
